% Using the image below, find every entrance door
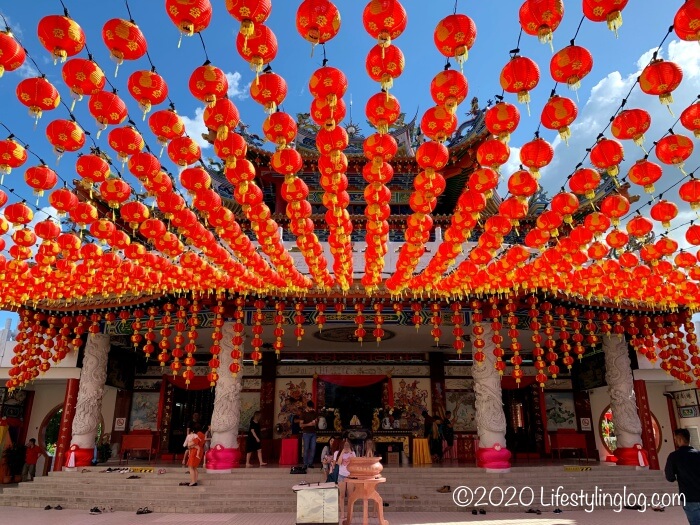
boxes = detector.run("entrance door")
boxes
[168,387,215,453]
[502,388,538,455]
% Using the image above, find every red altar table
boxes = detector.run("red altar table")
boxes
[279,437,299,465]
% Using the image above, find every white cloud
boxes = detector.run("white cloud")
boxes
[14,62,39,80]
[226,71,250,100]
[180,106,211,151]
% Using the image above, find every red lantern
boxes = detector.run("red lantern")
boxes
[626,215,653,238]
[500,55,540,106]
[582,0,629,34]
[599,194,630,226]
[679,178,700,210]
[271,148,303,178]
[250,70,288,113]
[310,97,346,130]
[48,188,78,215]
[37,15,85,63]
[627,159,662,193]
[434,13,477,66]
[236,24,278,73]
[4,202,33,227]
[15,77,61,122]
[120,201,150,230]
[476,139,510,170]
[296,0,341,47]
[88,91,128,136]
[590,137,624,176]
[430,68,468,115]
[263,112,298,148]
[0,30,26,77]
[507,170,539,199]
[61,58,105,109]
[189,63,228,107]
[0,138,27,176]
[469,168,500,196]
[650,200,678,229]
[549,44,593,90]
[167,136,201,167]
[164,0,213,39]
[606,229,629,250]
[366,92,401,134]
[655,134,694,171]
[102,19,147,74]
[485,101,520,142]
[180,167,211,193]
[127,70,169,117]
[24,165,58,196]
[363,0,407,48]
[215,132,248,167]
[69,202,98,227]
[34,219,61,240]
[569,168,600,200]
[640,59,683,107]
[225,0,272,39]
[519,0,564,45]
[420,106,457,142]
[540,95,578,143]
[148,109,185,149]
[675,1,700,42]
[100,178,132,208]
[127,152,160,181]
[611,108,651,147]
[520,136,553,178]
[108,127,144,162]
[363,133,397,164]
[681,102,700,138]
[365,44,404,91]
[203,98,240,141]
[45,119,86,158]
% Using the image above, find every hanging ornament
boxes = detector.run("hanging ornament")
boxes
[165,0,213,44]
[45,119,86,161]
[102,18,148,75]
[296,0,341,52]
[15,77,61,123]
[549,44,593,91]
[226,0,272,44]
[0,29,26,77]
[149,109,185,154]
[250,70,288,113]
[203,98,240,141]
[236,23,278,75]
[189,62,228,107]
[519,0,564,47]
[127,70,169,118]
[540,95,578,143]
[500,55,540,110]
[484,101,520,142]
[434,13,477,68]
[430,68,468,115]
[0,138,28,178]
[582,0,629,35]
[519,136,553,178]
[627,159,662,194]
[251,299,264,364]
[363,0,407,51]
[61,58,106,110]
[640,59,683,111]
[611,108,651,149]
[88,91,128,137]
[655,133,694,173]
[354,302,366,345]
[430,302,443,346]
[365,44,404,92]
[37,15,86,63]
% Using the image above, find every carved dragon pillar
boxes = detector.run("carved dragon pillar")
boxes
[67,333,110,468]
[603,334,648,467]
[472,323,511,472]
[206,322,243,472]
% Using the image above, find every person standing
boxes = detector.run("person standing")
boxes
[245,411,267,467]
[442,411,455,457]
[300,401,318,468]
[181,423,205,487]
[22,438,46,481]
[665,428,700,524]
[335,440,356,521]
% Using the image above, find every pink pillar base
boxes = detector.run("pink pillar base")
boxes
[206,444,241,471]
[66,446,94,468]
[614,445,649,467]
[476,445,512,471]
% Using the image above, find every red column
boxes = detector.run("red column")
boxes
[53,378,79,472]
[633,379,659,470]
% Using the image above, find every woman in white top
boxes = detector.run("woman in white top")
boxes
[333,440,356,519]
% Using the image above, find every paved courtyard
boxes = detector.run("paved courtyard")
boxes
[0,505,687,525]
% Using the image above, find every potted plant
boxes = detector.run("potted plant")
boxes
[3,443,27,483]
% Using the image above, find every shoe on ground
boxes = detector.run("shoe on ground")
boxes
[89,507,101,515]
[54,505,63,510]
[437,485,451,493]
[553,508,563,513]
[44,505,52,510]
[479,509,486,515]
[471,509,477,515]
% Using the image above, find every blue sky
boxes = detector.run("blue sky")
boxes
[0,1,697,331]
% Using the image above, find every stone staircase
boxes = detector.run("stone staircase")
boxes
[0,465,671,514]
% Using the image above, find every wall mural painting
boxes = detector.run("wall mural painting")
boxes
[277,380,312,436]
[392,379,429,431]
[239,391,262,433]
[446,390,477,432]
[130,392,159,431]
[545,392,577,430]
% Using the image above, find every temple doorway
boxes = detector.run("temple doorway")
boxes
[167,386,215,453]
[503,388,539,456]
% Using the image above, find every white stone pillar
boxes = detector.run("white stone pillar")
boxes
[603,334,648,467]
[67,333,110,468]
[472,323,511,472]
[206,321,243,472]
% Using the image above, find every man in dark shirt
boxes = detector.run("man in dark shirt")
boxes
[665,428,700,524]
[300,401,318,468]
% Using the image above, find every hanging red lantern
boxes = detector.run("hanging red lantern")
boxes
[476,139,510,170]
[0,29,26,77]
[540,95,578,143]
[507,170,539,200]
[127,151,160,181]
[640,59,683,108]
[102,19,148,74]
[363,0,407,49]
[215,132,248,167]
[627,159,662,193]
[606,229,629,251]
[189,62,228,107]
[226,0,272,40]
[309,66,347,114]
[590,137,624,176]
[120,201,150,230]
[100,178,132,208]
[650,200,678,229]
[164,0,213,40]
[434,13,477,67]
[236,24,278,73]
[569,168,600,200]
[250,70,288,113]
[180,167,211,193]
[611,108,651,148]
[263,111,298,148]
[15,77,61,122]
[271,148,303,178]
[61,58,105,110]
[655,134,694,171]
[549,44,593,90]
[296,0,342,48]
[88,91,128,136]
[203,98,240,141]
[45,119,86,158]
[582,0,629,34]
[108,126,144,162]
[500,55,540,106]
[599,194,630,226]
[4,202,33,227]
[318,126,349,162]
[127,70,169,118]
[484,101,520,142]
[69,202,98,228]
[681,102,700,138]
[310,97,346,130]
[167,136,201,167]
[365,44,405,91]
[430,68,468,115]
[0,138,27,176]
[420,106,457,142]
[48,188,78,214]
[519,0,564,45]
[680,178,700,210]
[469,167,500,196]
[626,215,653,238]
[520,136,553,178]
[24,165,58,196]
[363,133,397,165]
[674,1,700,42]
[34,219,61,240]
[148,109,185,150]
[37,15,85,63]
[366,92,401,134]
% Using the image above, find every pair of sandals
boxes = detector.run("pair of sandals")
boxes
[178,481,198,486]
[437,485,451,493]
[89,507,113,515]
[44,505,62,510]
[526,508,542,515]
[136,507,153,514]
[471,509,486,515]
